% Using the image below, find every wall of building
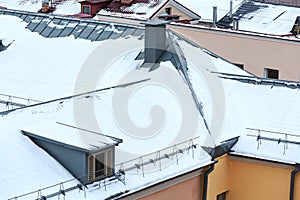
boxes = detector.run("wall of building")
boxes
[207,155,230,200]
[29,137,88,183]
[207,155,300,200]
[294,172,300,200]
[139,175,203,200]
[153,3,193,21]
[169,24,300,81]
[120,167,207,200]
[229,158,292,200]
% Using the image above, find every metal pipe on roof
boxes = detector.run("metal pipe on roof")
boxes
[202,162,215,200]
[230,0,233,19]
[213,6,217,26]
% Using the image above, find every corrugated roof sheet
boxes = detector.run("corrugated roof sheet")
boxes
[0,8,144,41]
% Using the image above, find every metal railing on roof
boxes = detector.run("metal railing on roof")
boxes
[0,93,41,111]
[8,136,202,200]
[246,128,300,154]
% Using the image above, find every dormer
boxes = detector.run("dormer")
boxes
[79,0,112,16]
[21,120,122,184]
[291,16,300,36]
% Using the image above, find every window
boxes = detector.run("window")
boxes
[217,192,227,200]
[234,63,244,69]
[82,5,90,14]
[264,68,279,79]
[88,149,113,182]
[165,7,171,15]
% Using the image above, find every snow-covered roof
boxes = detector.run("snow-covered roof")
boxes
[0,8,144,105]
[2,9,300,200]
[175,0,244,21]
[0,0,80,15]
[218,0,300,35]
[21,120,120,151]
[97,0,169,20]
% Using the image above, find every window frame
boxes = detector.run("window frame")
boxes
[88,148,113,182]
[216,191,227,200]
[165,7,172,15]
[264,68,279,79]
[82,5,91,15]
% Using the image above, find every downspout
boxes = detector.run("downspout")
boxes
[203,162,215,200]
[290,164,300,200]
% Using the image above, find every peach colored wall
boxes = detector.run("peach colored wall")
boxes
[294,171,300,200]
[228,159,292,200]
[207,155,230,199]
[139,174,204,200]
[153,3,193,21]
[170,24,300,81]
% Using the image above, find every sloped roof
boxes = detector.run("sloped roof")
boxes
[0,0,80,15]
[98,0,168,20]
[2,8,300,200]
[175,0,244,21]
[0,8,144,105]
[21,120,121,151]
[218,0,300,35]
[0,9,248,199]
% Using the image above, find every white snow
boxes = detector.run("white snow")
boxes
[0,0,80,15]
[1,12,300,200]
[231,1,300,35]
[0,15,99,101]
[176,0,244,21]
[97,0,168,20]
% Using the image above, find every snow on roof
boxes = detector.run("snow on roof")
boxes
[0,0,80,15]
[21,120,119,151]
[175,0,244,21]
[0,11,144,104]
[218,0,300,35]
[2,9,300,199]
[97,0,168,20]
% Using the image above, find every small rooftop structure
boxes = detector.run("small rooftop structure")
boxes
[22,120,122,183]
[79,0,111,16]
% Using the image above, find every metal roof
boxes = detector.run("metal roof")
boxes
[0,8,144,41]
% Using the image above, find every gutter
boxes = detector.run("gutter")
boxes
[203,162,216,200]
[290,164,300,200]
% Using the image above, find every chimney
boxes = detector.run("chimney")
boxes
[229,0,233,19]
[213,6,217,26]
[41,0,50,13]
[142,20,169,64]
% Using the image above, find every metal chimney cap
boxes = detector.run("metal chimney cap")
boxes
[141,19,170,27]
